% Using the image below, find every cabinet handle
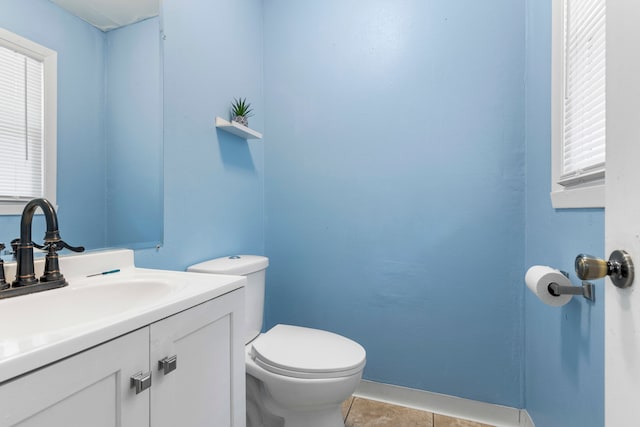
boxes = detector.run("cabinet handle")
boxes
[158,355,178,375]
[130,371,152,394]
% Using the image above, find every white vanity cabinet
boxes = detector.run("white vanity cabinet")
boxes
[0,288,245,427]
[150,288,245,427]
[0,328,150,427]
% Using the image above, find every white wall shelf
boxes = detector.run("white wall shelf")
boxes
[215,117,263,140]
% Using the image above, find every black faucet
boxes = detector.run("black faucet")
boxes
[0,198,84,299]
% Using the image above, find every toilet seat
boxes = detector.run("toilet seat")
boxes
[250,324,366,380]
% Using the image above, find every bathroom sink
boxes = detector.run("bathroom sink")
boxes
[0,249,246,383]
[0,278,174,341]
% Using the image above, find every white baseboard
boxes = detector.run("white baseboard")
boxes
[354,380,533,427]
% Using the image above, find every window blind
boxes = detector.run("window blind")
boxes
[561,0,606,186]
[0,45,43,201]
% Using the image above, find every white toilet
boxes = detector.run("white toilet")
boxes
[188,255,366,427]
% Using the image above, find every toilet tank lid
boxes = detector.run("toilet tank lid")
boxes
[187,255,269,275]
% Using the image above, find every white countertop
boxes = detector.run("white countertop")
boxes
[0,249,245,384]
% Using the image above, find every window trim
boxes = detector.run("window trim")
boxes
[550,0,605,209]
[0,27,57,215]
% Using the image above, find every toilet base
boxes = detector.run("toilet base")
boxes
[246,374,348,427]
[278,408,344,427]
[247,375,285,427]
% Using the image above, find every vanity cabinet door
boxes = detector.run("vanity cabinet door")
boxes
[150,288,245,427]
[0,328,150,427]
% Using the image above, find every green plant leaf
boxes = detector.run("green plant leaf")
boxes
[231,97,254,117]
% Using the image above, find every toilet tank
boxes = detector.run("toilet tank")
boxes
[187,255,269,344]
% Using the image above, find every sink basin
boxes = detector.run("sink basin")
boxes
[0,277,175,361]
[0,249,246,384]
[1,278,173,339]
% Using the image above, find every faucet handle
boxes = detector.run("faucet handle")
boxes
[37,239,84,253]
[55,240,85,253]
[33,238,84,254]
[32,241,46,250]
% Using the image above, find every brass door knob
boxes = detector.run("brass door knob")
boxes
[575,250,634,288]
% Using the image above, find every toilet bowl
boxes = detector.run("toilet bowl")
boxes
[247,324,365,427]
[187,256,366,427]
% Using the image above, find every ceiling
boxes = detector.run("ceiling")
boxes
[50,0,158,32]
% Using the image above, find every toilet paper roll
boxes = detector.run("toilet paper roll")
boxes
[525,265,573,307]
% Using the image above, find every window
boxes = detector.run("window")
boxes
[551,0,606,208]
[0,27,56,215]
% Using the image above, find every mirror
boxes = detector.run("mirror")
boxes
[103,15,163,250]
[0,0,163,253]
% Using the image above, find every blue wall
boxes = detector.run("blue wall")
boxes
[134,0,265,270]
[262,0,525,407]
[523,1,604,426]
[0,0,107,249]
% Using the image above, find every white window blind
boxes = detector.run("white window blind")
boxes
[560,0,606,186]
[0,45,44,201]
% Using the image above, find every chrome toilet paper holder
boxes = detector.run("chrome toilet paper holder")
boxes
[547,271,595,302]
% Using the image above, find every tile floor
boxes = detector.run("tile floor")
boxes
[342,397,495,427]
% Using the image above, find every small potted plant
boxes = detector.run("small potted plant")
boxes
[230,97,254,127]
